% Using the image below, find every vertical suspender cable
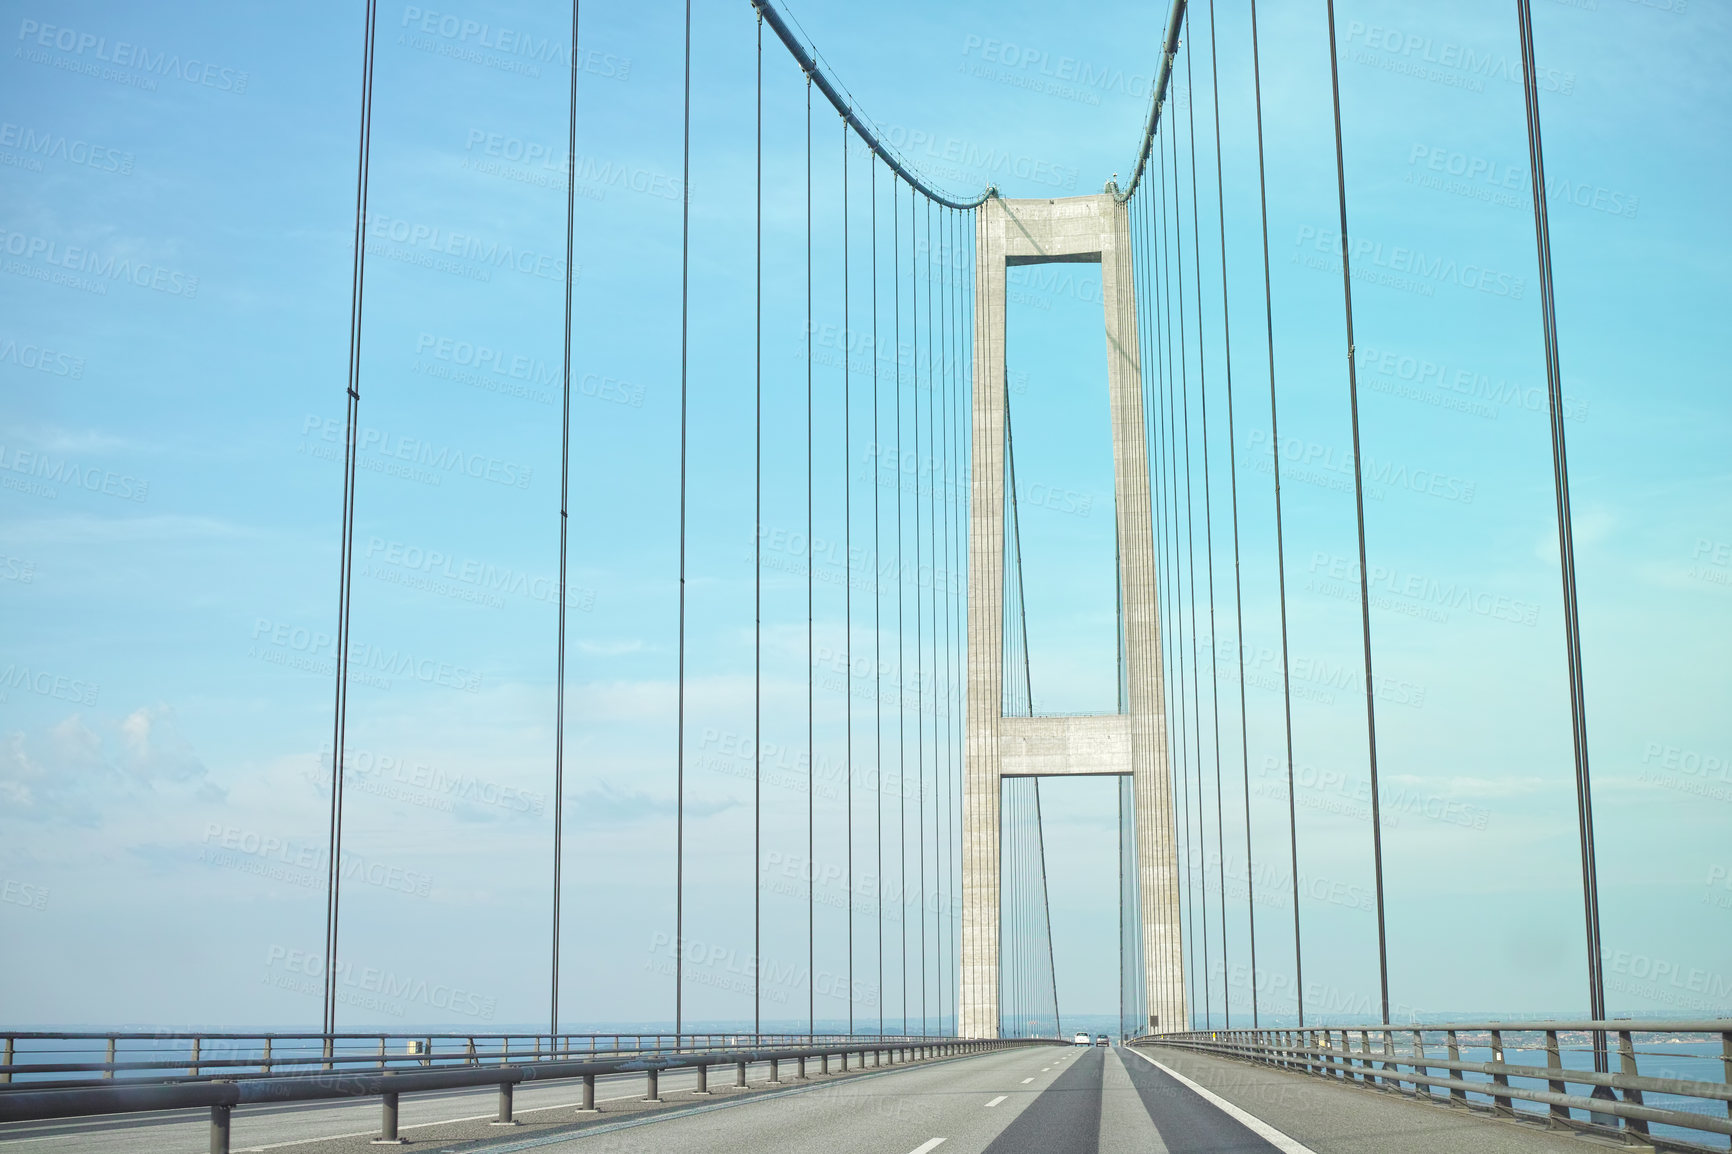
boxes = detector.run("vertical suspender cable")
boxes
[1145,151,1179,1029]
[753,8,764,1041]
[673,0,692,1042]
[913,188,926,1036]
[843,116,854,1037]
[805,73,815,1041]
[1140,181,1175,1028]
[894,175,906,1036]
[1035,781,1061,1037]
[1161,119,1195,1030]
[324,0,379,1047]
[1324,0,1390,1026]
[551,0,582,1043]
[1172,62,1207,1031]
[949,206,960,1032]
[1249,0,1301,1029]
[1205,0,1244,1029]
[1514,0,1604,1069]
[926,198,939,1036]
[1183,21,1225,1029]
[1132,182,1158,1022]
[872,159,884,1038]
[943,205,956,1033]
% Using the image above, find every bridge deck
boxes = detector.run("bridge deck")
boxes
[0,1043,1632,1153]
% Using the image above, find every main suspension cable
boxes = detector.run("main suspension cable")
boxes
[751,0,989,208]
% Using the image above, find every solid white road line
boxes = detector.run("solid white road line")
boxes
[1122,1048,1319,1154]
[905,1139,946,1154]
[984,1096,1007,1108]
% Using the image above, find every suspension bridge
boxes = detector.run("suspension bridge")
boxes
[2,0,1727,1151]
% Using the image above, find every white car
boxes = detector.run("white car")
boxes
[1073,1031,1091,1046]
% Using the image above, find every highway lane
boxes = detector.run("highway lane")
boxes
[419,1044,1307,1154]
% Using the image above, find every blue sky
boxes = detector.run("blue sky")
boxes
[1,0,1727,1033]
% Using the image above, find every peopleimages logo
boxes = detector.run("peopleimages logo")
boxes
[15,18,249,92]
[0,663,99,706]
[263,946,497,1020]
[0,228,199,297]
[0,121,133,174]
[0,335,85,379]
[1294,225,1525,299]
[0,443,149,503]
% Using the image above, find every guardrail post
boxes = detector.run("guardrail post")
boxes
[1413,1031,1431,1100]
[467,1037,476,1066]
[1359,1029,1372,1086]
[578,1072,597,1111]
[2,1035,11,1085]
[190,1036,201,1078]
[105,1036,116,1079]
[797,1056,808,1080]
[645,1068,661,1102]
[1446,1031,1465,1105]
[1544,1029,1569,1125]
[209,1103,231,1154]
[736,1059,747,1086]
[1721,1030,1731,1124]
[840,1050,849,1072]
[1380,1029,1395,1091]
[1489,1030,1513,1114]
[379,1089,404,1144]
[492,1082,517,1125]
[695,1063,710,1094]
[261,1037,272,1076]
[769,1058,780,1083]
[1616,1030,1649,1139]
[821,1053,829,1075]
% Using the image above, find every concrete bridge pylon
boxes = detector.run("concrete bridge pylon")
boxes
[959,192,1186,1038]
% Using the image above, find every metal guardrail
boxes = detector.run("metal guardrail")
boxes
[0,1033,1053,1153]
[0,1030,939,1086]
[1135,1019,1732,1152]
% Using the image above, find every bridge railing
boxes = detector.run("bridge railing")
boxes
[1134,1019,1732,1152]
[0,1030,958,1087]
[0,1034,1057,1153]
